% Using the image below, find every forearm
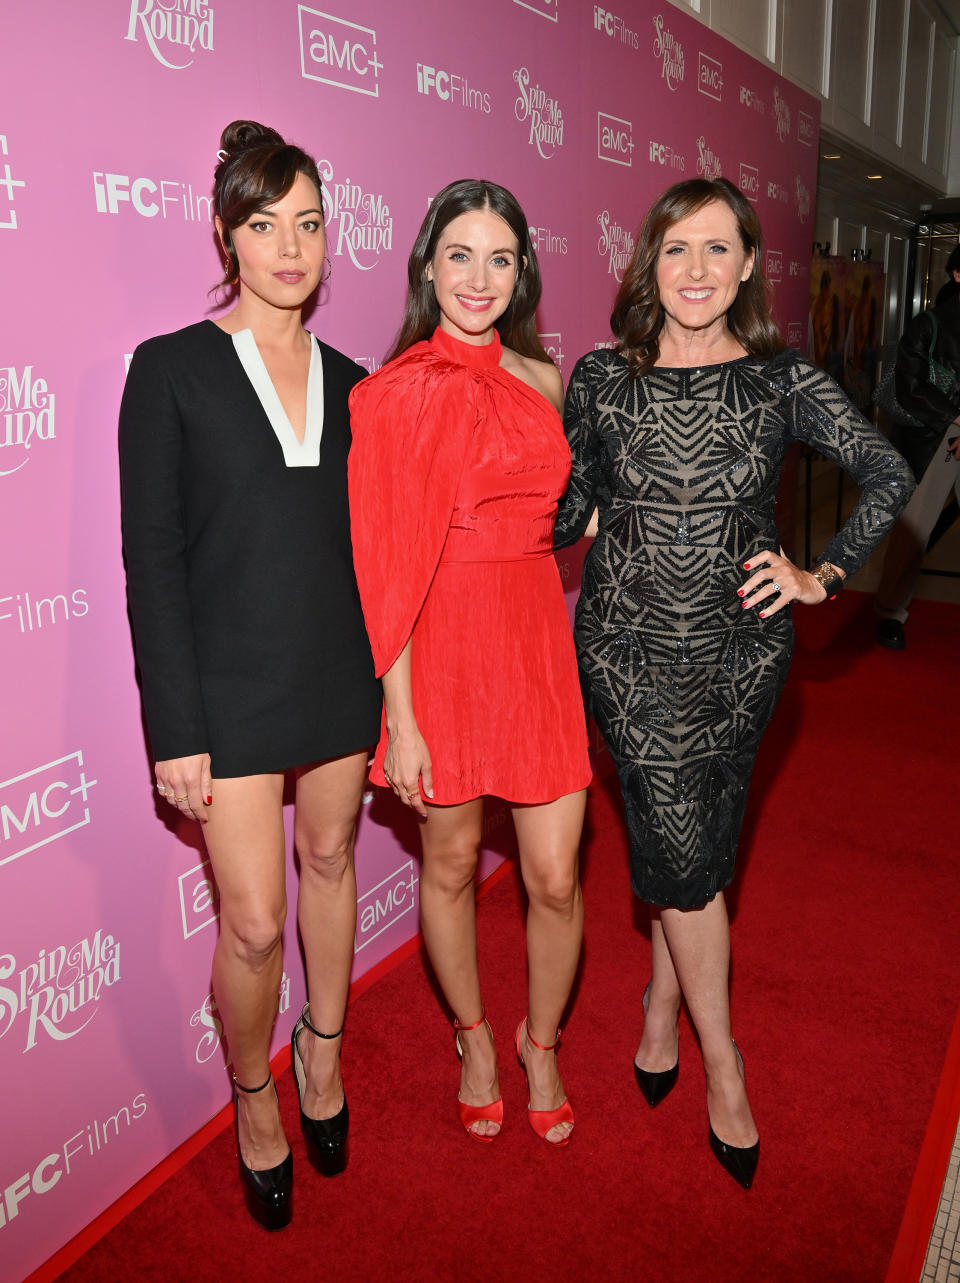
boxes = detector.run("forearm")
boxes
[381,639,418,735]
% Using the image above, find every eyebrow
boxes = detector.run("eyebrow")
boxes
[663,236,732,245]
[444,241,515,254]
[250,207,323,218]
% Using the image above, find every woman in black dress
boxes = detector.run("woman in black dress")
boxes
[119,121,381,1228]
[556,178,913,1188]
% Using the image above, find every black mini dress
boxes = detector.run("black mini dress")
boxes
[120,321,382,778]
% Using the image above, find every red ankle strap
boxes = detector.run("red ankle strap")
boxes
[524,1019,561,1052]
[453,1008,486,1032]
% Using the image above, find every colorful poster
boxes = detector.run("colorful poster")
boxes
[843,260,884,411]
[809,256,846,383]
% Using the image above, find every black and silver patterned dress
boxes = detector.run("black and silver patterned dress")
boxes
[555,348,913,909]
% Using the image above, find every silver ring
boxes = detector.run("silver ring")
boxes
[771,581,781,593]
[156,784,166,795]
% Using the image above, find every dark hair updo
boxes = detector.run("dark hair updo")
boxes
[387,178,550,364]
[610,176,785,377]
[213,119,323,287]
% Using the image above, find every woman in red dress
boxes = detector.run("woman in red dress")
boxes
[349,180,591,1145]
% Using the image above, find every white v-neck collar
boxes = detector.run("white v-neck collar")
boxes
[231,328,324,467]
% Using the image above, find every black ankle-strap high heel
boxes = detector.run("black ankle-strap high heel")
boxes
[232,1072,293,1230]
[291,1005,349,1177]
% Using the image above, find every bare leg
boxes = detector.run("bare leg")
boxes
[203,774,289,1170]
[659,892,758,1147]
[513,789,586,1144]
[293,751,369,1119]
[635,910,682,1073]
[419,799,499,1137]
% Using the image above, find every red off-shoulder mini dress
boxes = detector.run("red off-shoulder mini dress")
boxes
[348,326,592,805]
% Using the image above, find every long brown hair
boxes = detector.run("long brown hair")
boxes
[213,119,323,290]
[611,177,784,377]
[386,179,550,363]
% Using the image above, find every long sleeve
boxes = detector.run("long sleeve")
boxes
[894,310,960,434]
[555,353,607,548]
[780,355,915,575]
[347,350,474,677]
[119,339,209,760]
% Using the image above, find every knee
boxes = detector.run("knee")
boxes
[222,900,286,965]
[423,837,481,897]
[296,826,354,883]
[525,860,580,915]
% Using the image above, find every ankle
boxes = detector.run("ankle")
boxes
[524,1019,561,1054]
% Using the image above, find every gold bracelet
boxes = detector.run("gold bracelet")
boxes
[810,562,844,598]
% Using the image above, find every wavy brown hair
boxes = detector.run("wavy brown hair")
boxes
[213,119,323,290]
[387,179,550,364]
[611,177,784,377]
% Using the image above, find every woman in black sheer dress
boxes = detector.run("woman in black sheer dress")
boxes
[556,178,912,1187]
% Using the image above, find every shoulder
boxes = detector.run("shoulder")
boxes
[571,346,626,382]
[901,309,936,344]
[502,350,563,409]
[746,348,827,394]
[348,341,443,417]
[566,347,628,399]
[130,321,217,370]
[313,337,367,392]
[930,300,960,333]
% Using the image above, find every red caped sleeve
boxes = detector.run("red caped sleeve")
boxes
[348,347,475,677]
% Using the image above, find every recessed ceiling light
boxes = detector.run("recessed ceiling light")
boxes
[821,153,841,159]
[866,173,883,179]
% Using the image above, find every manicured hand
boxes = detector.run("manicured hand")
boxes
[155,753,213,823]
[739,550,832,617]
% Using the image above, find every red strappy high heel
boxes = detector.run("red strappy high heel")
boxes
[515,1018,574,1147]
[454,1010,503,1143]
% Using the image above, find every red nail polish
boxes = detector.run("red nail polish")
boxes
[743,562,751,569]
[737,589,744,597]
[205,796,212,805]
[741,601,749,608]
[758,610,766,618]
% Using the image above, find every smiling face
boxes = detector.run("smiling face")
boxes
[426,207,522,345]
[656,199,755,338]
[218,171,326,313]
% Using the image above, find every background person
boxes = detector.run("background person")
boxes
[119,120,381,1229]
[875,250,960,649]
[349,179,591,1148]
[556,177,913,1188]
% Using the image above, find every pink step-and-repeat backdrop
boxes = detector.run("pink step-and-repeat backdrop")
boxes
[1,1,818,1276]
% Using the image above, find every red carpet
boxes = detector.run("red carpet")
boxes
[45,594,958,1283]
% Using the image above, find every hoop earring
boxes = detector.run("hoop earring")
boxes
[320,255,332,284]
